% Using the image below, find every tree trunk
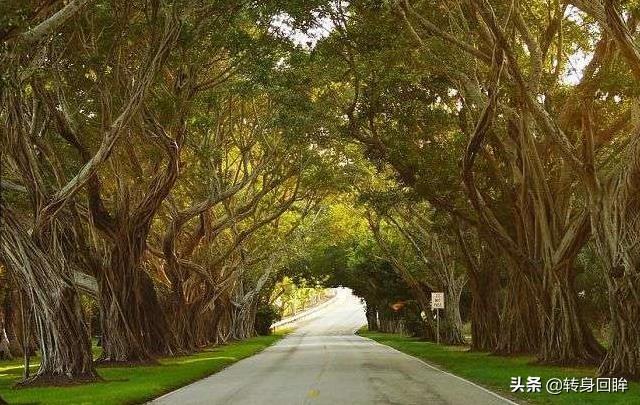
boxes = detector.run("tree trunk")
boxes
[599,279,640,379]
[588,136,640,379]
[0,329,11,360]
[230,273,273,341]
[186,290,221,348]
[439,286,465,345]
[496,270,540,355]
[377,309,406,334]
[0,297,12,360]
[0,313,11,360]
[30,288,98,384]
[456,229,501,351]
[593,195,640,378]
[97,234,170,364]
[0,211,98,384]
[5,290,31,358]
[365,303,378,331]
[468,265,500,351]
[231,300,258,341]
[166,284,198,353]
[213,299,234,344]
[538,266,604,365]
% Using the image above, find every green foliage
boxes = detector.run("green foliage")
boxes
[254,303,281,335]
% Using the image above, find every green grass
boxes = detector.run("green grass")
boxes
[0,334,282,405]
[361,330,640,405]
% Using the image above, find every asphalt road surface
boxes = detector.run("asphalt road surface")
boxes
[153,288,515,405]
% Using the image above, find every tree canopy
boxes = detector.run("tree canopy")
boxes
[1,0,640,388]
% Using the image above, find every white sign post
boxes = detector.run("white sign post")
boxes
[431,292,444,344]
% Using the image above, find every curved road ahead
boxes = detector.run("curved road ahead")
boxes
[153,288,515,405]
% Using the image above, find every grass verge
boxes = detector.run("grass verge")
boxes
[361,330,639,404]
[0,333,282,405]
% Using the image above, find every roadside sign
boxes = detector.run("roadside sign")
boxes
[431,292,444,344]
[431,292,444,310]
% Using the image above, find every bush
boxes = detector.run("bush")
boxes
[254,303,281,336]
[402,303,428,338]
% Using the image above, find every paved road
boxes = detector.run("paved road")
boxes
[153,288,515,405]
